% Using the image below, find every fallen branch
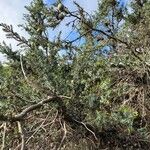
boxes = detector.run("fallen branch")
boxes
[73,119,98,141]
[0,96,62,122]
[0,95,99,142]
[1,122,6,150]
[26,111,51,144]
[17,121,25,150]
[57,120,67,150]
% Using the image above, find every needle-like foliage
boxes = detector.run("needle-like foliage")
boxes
[0,0,150,149]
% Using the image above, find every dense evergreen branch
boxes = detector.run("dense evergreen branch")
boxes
[0,23,30,47]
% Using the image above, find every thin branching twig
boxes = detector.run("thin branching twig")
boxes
[1,122,6,150]
[16,121,25,150]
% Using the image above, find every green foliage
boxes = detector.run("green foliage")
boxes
[0,0,150,149]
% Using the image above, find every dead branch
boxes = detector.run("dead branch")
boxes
[73,119,98,141]
[1,122,6,150]
[20,54,28,82]
[17,121,25,150]
[26,111,51,144]
[57,120,67,150]
[0,96,62,122]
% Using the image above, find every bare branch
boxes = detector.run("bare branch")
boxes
[57,121,67,150]
[73,119,98,141]
[20,54,28,82]
[1,122,6,150]
[68,29,93,44]
[0,96,62,122]
[17,121,25,150]
[25,111,51,144]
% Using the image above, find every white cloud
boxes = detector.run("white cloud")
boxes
[0,0,32,62]
[75,0,98,13]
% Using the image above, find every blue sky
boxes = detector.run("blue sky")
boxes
[119,0,128,6]
[0,0,129,62]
